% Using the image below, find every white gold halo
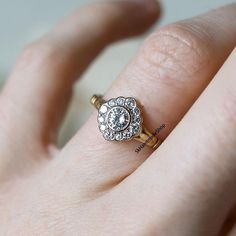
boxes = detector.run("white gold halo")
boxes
[97,97,142,141]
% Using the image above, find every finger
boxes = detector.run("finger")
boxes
[59,4,236,192]
[118,49,236,235]
[1,0,160,145]
[219,208,236,236]
[228,229,236,236]
[0,1,160,178]
[227,223,236,236]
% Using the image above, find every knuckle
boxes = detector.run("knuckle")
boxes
[17,40,63,70]
[141,22,214,80]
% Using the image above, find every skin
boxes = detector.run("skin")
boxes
[1,0,236,235]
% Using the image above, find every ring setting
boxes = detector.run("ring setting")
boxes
[91,95,161,149]
[97,97,142,141]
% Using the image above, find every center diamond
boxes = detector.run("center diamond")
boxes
[107,106,130,132]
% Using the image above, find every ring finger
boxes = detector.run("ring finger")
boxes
[59,3,236,193]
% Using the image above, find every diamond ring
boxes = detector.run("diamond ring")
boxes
[90,95,162,149]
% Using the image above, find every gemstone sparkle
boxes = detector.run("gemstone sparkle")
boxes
[107,106,130,132]
[97,97,142,141]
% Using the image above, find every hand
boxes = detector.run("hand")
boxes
[1,1,236,235]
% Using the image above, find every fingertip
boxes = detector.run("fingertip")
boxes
[113,0,162,38]
[127,0,161,22]
[144,0,162,17]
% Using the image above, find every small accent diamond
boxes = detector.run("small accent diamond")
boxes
[123,131,132,140]
[133,107,140,116]
[104,130,115,140]
[134,116,141,123]
[98,116,105,123]
[99,124,106,131]
[116,97,125,106]
[108,99,116,107]
[115,133,123,141]
[132,123,140,134]
[125,98,136,108]
[100,105,108,113]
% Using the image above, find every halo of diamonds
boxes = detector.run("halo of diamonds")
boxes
[97,97,142,141]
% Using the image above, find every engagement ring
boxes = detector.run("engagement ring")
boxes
[90,95,161,149]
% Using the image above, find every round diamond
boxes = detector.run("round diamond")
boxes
[115,133,123,141]
[128,126,134,134]
[99,105,108,113]
[125,98,136,108]
[132,123,141,134]
[116,97,125,106]
[133,107,140,116]
[103,130,115,140]
[134,116,141,123]
[98,116,105,123]
[123,131,132,140]
[108,99,116,107]
[107,106,130,132]
[99,124,106,131]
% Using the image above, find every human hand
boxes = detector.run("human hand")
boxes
[1,1,236,235]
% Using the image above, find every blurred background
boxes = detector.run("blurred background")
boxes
[0,0,234,144]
